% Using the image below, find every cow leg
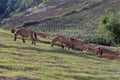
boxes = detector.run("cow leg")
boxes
[32,39,36,44]
[96,51,103,58]
[67,44,70,50]
[14,36,17,41]
[22,37,25,43]
[61,43,64,49]
[97,47,103,58]
[32,40,36,44]
[71,44,74,50]
[99,50,103,58]
[51,41,54,47]
[51,39,57,47]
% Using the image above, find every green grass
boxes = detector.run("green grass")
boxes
[0,29,120,80]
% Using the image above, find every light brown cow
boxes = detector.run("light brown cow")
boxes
[14,28,38,44]
[85,44,103,57]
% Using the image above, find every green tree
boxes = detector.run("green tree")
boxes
[98,12,120,46]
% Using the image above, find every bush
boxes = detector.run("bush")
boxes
[2,24,12,30]
[42,0,53,4]
[98,12,120,46]
[23,21,40,27]
[10,28,15,33]
[84,36,111,46]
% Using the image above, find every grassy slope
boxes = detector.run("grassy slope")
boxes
[0,29,120,80]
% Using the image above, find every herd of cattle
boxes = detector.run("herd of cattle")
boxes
[13,27,120,59]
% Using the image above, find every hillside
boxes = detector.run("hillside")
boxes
[0,29,120,80]
[0,0,43,21]
[1,0,120,40]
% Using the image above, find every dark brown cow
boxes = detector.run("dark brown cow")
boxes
[51,35,75,50]
[14,28,38,44]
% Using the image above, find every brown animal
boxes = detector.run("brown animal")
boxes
[14,28,38,44]
[51,35,75,50]
[72,39,88,51]
[85,44,103,57]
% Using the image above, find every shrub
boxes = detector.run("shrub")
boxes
[84,36,111,46]
[23,21,40,27]
[2,24,12,30]
[98,12,120,46]
[10,28,15,33]
[42,0,53,4]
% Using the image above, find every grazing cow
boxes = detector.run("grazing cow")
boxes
[14,28,38,44]
[51,35,75,50]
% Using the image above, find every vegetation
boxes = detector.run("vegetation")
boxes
[99,12,120,46]
[22,21,40,27]
[84,36,111,46]
[0,29,120,80]
[2,23,12,30]
[0,0,42,20]
[42,0,53,4]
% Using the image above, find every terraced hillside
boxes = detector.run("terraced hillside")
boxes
[1,0,120,39]
[0,29,120,80]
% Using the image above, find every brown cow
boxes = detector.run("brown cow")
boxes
[85,44,103,57]
[73,39,87,51]
[14,28,38,44]
[51,35,75,50]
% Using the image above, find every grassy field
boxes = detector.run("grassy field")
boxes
[0,29,120,80]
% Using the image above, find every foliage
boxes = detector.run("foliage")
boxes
[42,0,53,4]
[2,24,12,30]
[10,28,15,33]
[84,36,111,46]
[22,21,40,27]
[99,12,120,45]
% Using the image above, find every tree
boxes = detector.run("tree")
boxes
[98,12,120,46]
